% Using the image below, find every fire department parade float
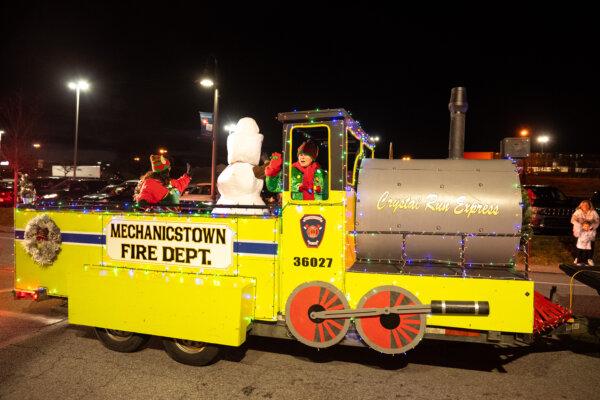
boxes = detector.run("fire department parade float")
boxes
[13,88,572,366]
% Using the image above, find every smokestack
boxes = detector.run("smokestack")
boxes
[448,87,468,159]
[388,142,394,160]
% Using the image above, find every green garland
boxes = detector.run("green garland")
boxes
[521,187,534,245]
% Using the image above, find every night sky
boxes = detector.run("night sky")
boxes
[1,3,598,168]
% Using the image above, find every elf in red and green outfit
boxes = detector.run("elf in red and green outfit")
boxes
[265,140,328,201]
[134,155,191,206]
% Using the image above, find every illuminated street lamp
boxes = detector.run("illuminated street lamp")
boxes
[32,143,41,149]
[519,129,530,137]
[224,123,236,133]
[67,79,90,177]
[133,156,140,162]
[159,148,168,155]
[200,78,214,88]
[537,135,550,154]
[199,57,219,203]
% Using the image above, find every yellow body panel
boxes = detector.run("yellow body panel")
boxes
[344,189,357,268]
[68,264,255,346]
[14,209,103,296]
[345,272,534,333]
[278,191,347,312]
[15,209,279,334]
[236,217,279,321]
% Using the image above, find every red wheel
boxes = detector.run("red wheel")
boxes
[285,282,351,348]
[354,286,426,354]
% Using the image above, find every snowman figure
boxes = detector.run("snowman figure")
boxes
[213,117,266,215]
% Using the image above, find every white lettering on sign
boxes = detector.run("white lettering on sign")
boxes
[105,219,234,268]
[376,191,500,218]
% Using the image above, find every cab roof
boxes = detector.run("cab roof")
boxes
[277,108,350,123]
[277,108,374,149]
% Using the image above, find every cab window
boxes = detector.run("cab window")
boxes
[290,126,329,200]
[346,129,362,187]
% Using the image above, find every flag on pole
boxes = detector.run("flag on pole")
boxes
[199,112,214,136]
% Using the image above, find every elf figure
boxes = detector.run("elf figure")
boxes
[265,140,328,201]
[134,155,191,206]
[18,173,36,204]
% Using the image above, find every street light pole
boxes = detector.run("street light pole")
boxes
[0,130,4,157]
[200,57,219,203]
[68,80,90,178]
[73,86,80,177]
[211,87,219,203]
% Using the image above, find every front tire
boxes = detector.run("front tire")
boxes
[95,328,150,353]
[162,338,220,366]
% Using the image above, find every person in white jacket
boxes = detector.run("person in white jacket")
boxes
[575,222,595,266]
[571,200,599,266]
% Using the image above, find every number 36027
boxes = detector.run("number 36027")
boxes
[293,257,332,268]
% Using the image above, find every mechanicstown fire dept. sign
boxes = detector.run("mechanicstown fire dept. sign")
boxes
[106,219,234,268]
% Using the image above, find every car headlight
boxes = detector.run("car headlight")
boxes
[43,193,58,199]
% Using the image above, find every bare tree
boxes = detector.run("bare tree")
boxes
[0,93,42,201]
[57,164,74,177]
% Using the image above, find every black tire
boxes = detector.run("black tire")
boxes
[162,338,220,366]
[94,328,150,353]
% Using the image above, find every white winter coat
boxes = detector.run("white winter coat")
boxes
[571,208,599,238]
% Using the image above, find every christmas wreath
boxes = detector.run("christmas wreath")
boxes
[22,214,62,266]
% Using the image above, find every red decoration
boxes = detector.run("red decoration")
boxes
[533,291,572,334]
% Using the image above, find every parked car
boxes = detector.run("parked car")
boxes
[0,179,14,207]
[523,184,575,234]
[180,183,214,203]
[80,180,139,203]
[37,178,110,202]
[31,176,67,192]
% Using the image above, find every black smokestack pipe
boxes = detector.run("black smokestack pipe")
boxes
[448,87,468,159]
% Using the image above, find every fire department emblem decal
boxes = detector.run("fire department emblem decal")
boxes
[300,215,326,248]
[22,214,62,267]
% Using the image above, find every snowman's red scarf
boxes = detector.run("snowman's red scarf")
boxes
[292,161,320,200]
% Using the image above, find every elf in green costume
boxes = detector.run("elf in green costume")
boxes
[265,140,328,201]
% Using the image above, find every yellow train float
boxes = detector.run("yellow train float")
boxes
[14,108,536,366]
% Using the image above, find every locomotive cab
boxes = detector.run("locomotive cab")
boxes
[276,110,375,311]
[277,109,374,206]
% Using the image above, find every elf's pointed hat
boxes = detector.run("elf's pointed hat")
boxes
[150,154,171,172]
[297,140,319,160]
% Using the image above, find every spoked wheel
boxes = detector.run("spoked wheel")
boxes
[285,281,351,348]
[354,286,426,354]
[95,328,150,353]
[162,338,220,366]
